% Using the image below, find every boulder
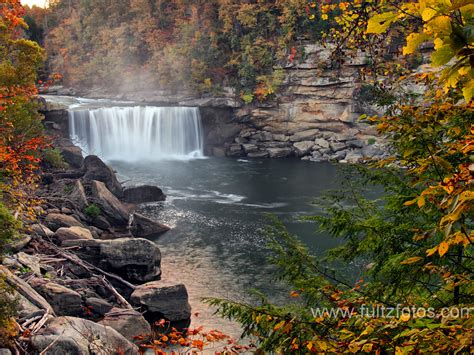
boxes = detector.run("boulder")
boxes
[85,297,113,316]
[131,281,191,323]
[329,142,346,152]
[123,185,166,204]
[91,180,129,226]
[60,145,84,169]
[7,235,32,253]
[44,213,84,231]
[62,238,161,283]
[227,144,243,157]
[293,141,314,157]
[15,252,41,276]
[289,129,320,142]
[30,279,83,316]
[267,147,292,158]
[54,226,93,244]
[99,308,152,341]
[314,138,330,149]
[130,213,170,238]
[69,180,88,210]
[344,150,364,163]
[30,224,54,238]
[83,155,123,198]
[362,144,385,158]
[30,316,138,354]
[242,144,258,153]
[346,139,365,149]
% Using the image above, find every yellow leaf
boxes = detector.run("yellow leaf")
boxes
[360,325,374,337]
[431,45,455,67]
[462,79,474,102]
[438,241,449,257]
[401,256,423,265]
[433,37,444,50]
[316,341,328,351]
[403,32,430,55]
[366,12,397,34]
[400,313,411,322]
[274,320,285,331]
[417,196,426,208]
[362,343,374,352]
[426,246,438,256]
[404,198,418,206]
[306,342,314,351]
[422,7,438,21]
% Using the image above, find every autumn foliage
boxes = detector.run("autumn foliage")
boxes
[0,0,45,346]
[206,0,473,353]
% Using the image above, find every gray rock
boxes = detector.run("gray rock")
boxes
[267,148,292,158]
[346,139,365,149]
[85,297,113,316]
[0,349,11,355]
[54,226,93,244]
[69,180,88,210]
[15,252,41,276]
[44,213,84,232]
[130,213,170,238]
[293,141,314,156]
[90,215,111,230]
[227,144,243,157]
[242,144,258,153]
[60,146,84,169]
[290,129,320,142]
[333,149,348,161]
[62,238,161,283]
[272,134,290,142]
[30,224,54,238]
[247,151,269,158]
[99,308,152,341]
[131,281,191,322]
[91,180,129,227]
[314,138,330,149]
[8,235,32,252]
[362,144,384,158]
[329,142,346,152]
[343,150,364,163]
[30,279,83,316]
[83,155,123,198]
[123,185,166,204]
[30,316,138,354]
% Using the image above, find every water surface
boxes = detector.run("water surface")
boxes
[111,158,349,337]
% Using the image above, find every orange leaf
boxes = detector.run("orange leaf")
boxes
[438,242,449,257]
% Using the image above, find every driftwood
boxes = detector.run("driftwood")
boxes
[42,241,137,291]
[0,266,55,315]
[101,276,134,310]
[31,310,53,334]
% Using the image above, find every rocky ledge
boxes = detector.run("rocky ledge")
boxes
[1,147,191,354]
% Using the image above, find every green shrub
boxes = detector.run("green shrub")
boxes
[63,184,73,194]
[0,203,20,255]
[42,148,67,169]
[84,204,101,219]
[367,138,376,145]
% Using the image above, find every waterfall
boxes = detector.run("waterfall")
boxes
[68,106,204,161]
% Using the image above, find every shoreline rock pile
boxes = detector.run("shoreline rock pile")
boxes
[1,149,191,354]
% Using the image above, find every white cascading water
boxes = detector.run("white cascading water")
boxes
[68,106,204,161]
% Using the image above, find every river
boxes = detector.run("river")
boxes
[110,158,348,338]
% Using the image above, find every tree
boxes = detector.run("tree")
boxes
[206,1,473,352]
[0,0,45,346]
